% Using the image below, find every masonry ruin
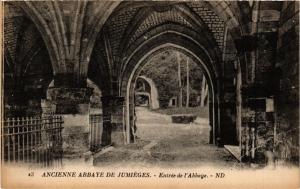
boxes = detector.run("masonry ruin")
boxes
[2,1,299,166]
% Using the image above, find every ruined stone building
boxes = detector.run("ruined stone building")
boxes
[2,1,299,165]
[135,76,160,109]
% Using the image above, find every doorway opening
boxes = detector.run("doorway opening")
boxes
[119,47,237,166]
[133,49,210,145]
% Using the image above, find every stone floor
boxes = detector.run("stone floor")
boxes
[94,107,239,168]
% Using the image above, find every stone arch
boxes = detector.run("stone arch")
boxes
[83,1,250,91]
[136,76,160,110]
[206,1,251,35]
[80,1,121,77]
[119,23,222,81]
[12,2,61,73]
[121,41,219,144]
[4,4,54,117]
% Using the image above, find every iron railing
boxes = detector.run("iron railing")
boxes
[1,115,63,167]
[89,114,102,152]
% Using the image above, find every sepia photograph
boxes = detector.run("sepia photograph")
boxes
[0,1,299,188]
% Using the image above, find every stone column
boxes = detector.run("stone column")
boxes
[101,96,125,147]
[44,87,93,157]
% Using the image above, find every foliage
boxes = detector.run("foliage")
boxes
[139,50,204,108]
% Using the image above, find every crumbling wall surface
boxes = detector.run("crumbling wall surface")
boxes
[275,1,299,164]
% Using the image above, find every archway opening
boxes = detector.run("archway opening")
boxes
[133,49,211,148]
[91,1,244,165]
[123,43,218,145]
[117,43,239,166]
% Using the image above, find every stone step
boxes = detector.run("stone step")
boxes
[224,145,241,161]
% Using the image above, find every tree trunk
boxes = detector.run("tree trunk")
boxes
[177,52,182,107]
[186,58,190,107]
[200,75,208,107]
[204,80,208,106]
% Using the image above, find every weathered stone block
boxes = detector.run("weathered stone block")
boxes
[47,87,93,104]
[61,114,90,157]
[46,87,93,114]
[111,131,125,146]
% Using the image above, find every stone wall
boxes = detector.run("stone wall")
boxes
[274,1,299,164]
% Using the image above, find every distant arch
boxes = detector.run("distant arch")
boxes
[136,76,160,110]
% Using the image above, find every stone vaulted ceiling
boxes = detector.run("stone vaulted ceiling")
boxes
[5,0,287,88]
[91,1,228,82]
[99,1,226,57]
[4,1,253,81]
[187,2,225,47]
[128,8,193,46]
[4,3,46,78]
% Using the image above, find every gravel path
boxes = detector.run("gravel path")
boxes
[94,107,239,168]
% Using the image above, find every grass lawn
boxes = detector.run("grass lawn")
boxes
[152,106,209,118]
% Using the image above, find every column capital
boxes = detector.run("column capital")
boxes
[47,87,93,103]
[46,87,93,114]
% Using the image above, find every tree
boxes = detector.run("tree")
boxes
[186,58,190,107]
[177,52,183,107]
[200,75,208,107]
[139,50,205,108]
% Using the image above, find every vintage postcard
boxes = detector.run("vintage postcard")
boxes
[0,1,299,188]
